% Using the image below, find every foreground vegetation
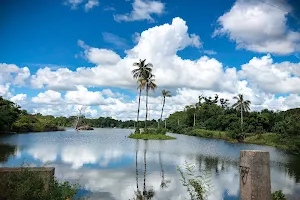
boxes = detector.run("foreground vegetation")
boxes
[0,167,82,200]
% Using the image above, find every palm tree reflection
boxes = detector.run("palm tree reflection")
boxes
[132,141,155,200]
[159,152,171,189]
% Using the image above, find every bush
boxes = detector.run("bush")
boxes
[271,190,286,200]
[134,128,140,134]
[157,128,167,135]
[177,162,211,200]
[226,128,242,140]
[0,167,82,200]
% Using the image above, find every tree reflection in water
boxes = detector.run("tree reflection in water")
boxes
[0,143,16,163]
[132,140,155,200]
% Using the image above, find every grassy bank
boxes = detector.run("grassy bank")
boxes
[183,128,236,142]
[128,133,176,140]
[179,128,300,154]
[244,133,300,153]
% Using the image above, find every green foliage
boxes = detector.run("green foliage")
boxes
[143,128,167,135]
[0,97,65,134]
[135,128,141,134]
[177,162,211,200]
[12,115,65,133]
[0,168,82,200]
[0,143,16,162]
[271,190,286,200]
[272,113,300,136]
[0,96,21,133]
[128,133,176,140]
[162,94,300,153]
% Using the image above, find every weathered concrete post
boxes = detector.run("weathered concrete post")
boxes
[240,150,271,200]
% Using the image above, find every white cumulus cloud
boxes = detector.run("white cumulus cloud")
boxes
[239,54,300,93]
[214,0,300,54]
[10,94,27,105]
[114,0,165,22]
[65,85,116,106]
[32,90,63,104]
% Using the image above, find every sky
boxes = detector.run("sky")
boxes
[1,0,300,120]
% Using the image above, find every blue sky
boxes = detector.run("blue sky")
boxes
[1,0,300,119]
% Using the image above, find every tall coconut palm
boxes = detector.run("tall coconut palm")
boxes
[144,72,157,130]
[232,94,251,138]
[159,90,171,127]
[132,59,153,130]
[136,78,146,132]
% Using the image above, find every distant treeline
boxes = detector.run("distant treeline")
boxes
[1,95,300,140]
[0,96,159,134]
[0,97,64,134]
[58,116,159,129]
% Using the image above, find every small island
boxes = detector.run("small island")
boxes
[76,125,94,130]
[128,133,175,140]
[128,128,176,140]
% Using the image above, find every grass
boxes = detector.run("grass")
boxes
[128,133,176,140]
[244,133,300,154]
[184,128,236,142]
[0,167,84,200]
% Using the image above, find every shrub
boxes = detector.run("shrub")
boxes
[271,190,286,200]
[177,162,211,200]
[0,167,83,200]
[134,128,140,134]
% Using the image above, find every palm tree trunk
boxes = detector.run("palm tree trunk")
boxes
[160,97,166,127]
[137,87,142,130]
[241,105,244,138]
[193,113,196,127]
[145,88,149,130]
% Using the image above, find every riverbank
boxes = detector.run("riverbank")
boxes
[128,133,176,140]
[179,128,300,154]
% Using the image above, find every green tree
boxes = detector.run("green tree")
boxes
[132,59,153,130]
[0,96,21,133]
[232,94,251,138]
[160,90,171,127]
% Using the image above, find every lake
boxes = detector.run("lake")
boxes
[0,128,300,200]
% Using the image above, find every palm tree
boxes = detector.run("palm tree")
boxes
[159,90,171,128]
[232,94,251,138]
[132,59,153,130]
[136,78,146,132]
[144,72,156,130]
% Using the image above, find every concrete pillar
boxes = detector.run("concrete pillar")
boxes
[240,150,271,200]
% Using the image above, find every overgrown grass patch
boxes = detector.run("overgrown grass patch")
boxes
[245,133,300,154]
[183,128,236,142]
[0,167,85,200]
[128,133,176,140]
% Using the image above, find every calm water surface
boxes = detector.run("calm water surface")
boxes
[0,128,300,200]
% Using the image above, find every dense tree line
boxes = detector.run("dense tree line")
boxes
[165,94,300,139]
[0,97,64,134]
[0,96,160,134]
[2,92,300,140]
